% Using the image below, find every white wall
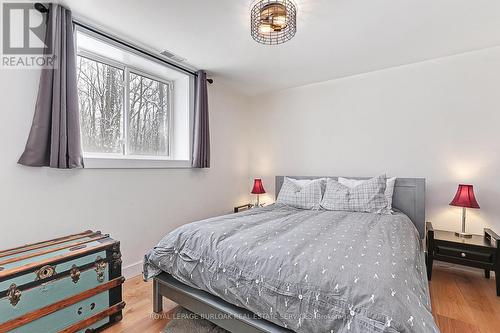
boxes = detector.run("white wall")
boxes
[0,69,252,277]
[3,42,500,279]
[249,46,500,235]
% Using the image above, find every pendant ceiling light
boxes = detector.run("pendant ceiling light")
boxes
[251,0,297,45]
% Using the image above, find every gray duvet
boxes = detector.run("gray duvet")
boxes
[144,205,439,333]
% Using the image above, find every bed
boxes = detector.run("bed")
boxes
[144,176,438,333]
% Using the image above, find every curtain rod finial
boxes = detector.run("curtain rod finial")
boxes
[34,3,49,13]
[207,78,214,84]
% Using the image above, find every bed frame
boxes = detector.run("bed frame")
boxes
[152,176,426,333]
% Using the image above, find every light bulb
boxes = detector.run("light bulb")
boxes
[272,15,287,29]
[259,23,273,34]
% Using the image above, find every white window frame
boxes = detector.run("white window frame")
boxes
[75,25,194,169]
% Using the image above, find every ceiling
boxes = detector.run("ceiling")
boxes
[63,0,500,96]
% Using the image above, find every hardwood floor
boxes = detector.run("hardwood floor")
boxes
[429,262,500,333]
[104,263,500,333]
[102,276,177,333]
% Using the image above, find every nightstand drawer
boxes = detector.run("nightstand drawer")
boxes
[436,246,493,263]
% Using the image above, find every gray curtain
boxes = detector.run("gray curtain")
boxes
[191,70,210,168]
[18,5,83,168]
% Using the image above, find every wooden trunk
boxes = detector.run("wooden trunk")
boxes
[0,231,124,333]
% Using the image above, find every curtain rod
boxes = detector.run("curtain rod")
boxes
[34,3,213,84]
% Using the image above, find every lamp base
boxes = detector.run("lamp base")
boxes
[455,231,473,238]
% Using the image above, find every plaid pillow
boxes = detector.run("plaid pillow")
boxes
[338,176,397,212]
[276,177,324,210]
[320,175,388,213]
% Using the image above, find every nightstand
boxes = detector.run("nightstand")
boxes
[426,222,500,296]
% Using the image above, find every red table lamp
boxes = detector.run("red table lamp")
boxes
[251,178,266,208]
[450,184,480,238]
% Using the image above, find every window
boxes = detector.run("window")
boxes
[77,56,124,154]
[128,71,170,156]
[75,27,193,168]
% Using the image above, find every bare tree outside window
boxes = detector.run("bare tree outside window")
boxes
[76,55,170,157]
[129,72,169,156]
[77,56,123,153]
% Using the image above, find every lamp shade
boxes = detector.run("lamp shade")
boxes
[251,178,266,194]
[450,184,480,208]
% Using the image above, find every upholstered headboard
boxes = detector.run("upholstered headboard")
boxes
[275,176,426,239]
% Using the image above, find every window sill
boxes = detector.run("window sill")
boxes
[83,156,192,169]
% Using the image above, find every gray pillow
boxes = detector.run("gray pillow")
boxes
[320,175,388,213]
[276,177,324,210]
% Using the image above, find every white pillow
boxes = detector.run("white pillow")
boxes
[338,176,396,211]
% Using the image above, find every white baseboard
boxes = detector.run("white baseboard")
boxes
[122,260,143,279]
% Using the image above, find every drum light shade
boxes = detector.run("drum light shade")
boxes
[251,0,297,45]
